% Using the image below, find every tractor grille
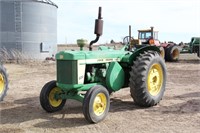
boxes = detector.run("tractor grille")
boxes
[57,60,78,84]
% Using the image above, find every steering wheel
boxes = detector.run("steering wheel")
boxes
[123,36,134,45]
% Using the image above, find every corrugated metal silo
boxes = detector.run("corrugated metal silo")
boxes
[0,0,57,59]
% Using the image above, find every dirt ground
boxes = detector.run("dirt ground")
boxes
[0,53,200,133]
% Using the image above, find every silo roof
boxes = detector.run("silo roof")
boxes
[34,0,58,8]
[1,0,58,8]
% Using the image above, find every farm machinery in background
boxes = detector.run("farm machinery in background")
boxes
[0,63,9,101]
[180,37,200,57]
[124,26,180,62]
[40,7,167,123]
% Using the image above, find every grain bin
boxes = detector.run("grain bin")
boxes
[0,0,57,59]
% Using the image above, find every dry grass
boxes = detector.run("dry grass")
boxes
[0,48,44,64]
[57,43,123,51]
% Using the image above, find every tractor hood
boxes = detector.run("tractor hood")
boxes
[56,51,86,60]
[56,49,128,61]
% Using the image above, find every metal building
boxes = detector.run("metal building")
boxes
[0,0,57,59]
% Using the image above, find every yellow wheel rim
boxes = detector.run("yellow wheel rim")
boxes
[93,93,107,116]
[49,87,62,107]
[0,73,5,94]
[160,49,165,59]
[172,49,179,60]
[147,63,163,96]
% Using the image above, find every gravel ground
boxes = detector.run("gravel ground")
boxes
[0,53,200,133]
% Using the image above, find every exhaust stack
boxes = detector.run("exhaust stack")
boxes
[89,7,103,51]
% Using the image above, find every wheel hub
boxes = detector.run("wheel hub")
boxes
[147,64,163,96]
[172,49,179,59]
[93,93,107,116]
[49,87,62,107]
[161,51,165,58]
[0,73,5,94]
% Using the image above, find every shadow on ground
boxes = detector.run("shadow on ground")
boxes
[0,96,142,128]
[110,98,143,112]
[178,59,200,64]
[1,92,199,128]
[0,97,87,128]
[147,92,200,114]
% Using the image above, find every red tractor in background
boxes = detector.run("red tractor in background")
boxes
[126,26,180,62]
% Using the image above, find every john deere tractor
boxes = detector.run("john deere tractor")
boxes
[181,37,200,57]
[0,63,8,101]
[127,26,180,62]
[40,7,167,123]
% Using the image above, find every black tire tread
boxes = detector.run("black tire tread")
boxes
[83,85,110,123]
[165,45,180,62]
[40,80,66,113]
[129,51,166,107]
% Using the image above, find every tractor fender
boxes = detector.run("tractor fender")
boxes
[121,45,160,64]
[132,46,160,60]
[161,43,175,49]
[105,62,125,92]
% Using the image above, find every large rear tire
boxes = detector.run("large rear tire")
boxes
[165,45,180,62]
[129,51,166,107]
[83,85,110,123]
[0,64,8,101]
[40,80,66,112]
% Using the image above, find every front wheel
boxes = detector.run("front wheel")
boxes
[40,80,66,113]
[83,85,110,123]
[129,51,167,107]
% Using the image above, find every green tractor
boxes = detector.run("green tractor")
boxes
[0,63,9,101]
[181,37,200,57]
[40,7,167,123]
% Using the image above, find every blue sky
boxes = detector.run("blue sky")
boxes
[53,0,200,44]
